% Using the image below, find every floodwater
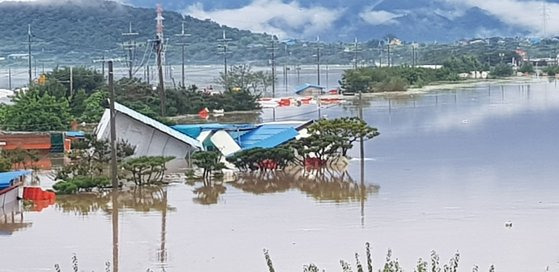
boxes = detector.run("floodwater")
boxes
[0,64,347,93]
[2,79,559,272]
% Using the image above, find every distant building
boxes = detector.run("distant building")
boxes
[389,38,402,46]
[293,83,325,96]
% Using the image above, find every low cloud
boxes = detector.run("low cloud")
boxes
[184,0,343,39]
[445,0,559,36]
[359,9,404,26]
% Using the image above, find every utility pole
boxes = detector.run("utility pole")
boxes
[108,60,118,189]
[122,22,139,79]
[69,66,73,97]
[27,24,32,85]
[156,36,165,116]
[378,41,383,67]
[315,36,322,120]
[155,4,166,116]
[102,53,105,79]
[316,36,321,86]
[175,21,190,88]
[295,65,301,84]
[218,30,232,90]
[284,43,290,95]
[387,42,391,67]
[8,67,11,90]
[349,37,361,69]
[268,36,277,98]
[412,43,418,67]
[93,58,125,188]
[147,65,150,84]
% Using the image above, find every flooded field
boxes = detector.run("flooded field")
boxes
[2,79,559,272]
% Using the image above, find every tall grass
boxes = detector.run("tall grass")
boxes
[264,243,495,272]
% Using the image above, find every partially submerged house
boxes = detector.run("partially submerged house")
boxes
[96,102,202,158]
[294,83,325,96]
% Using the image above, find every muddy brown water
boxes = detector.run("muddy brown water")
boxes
[2,79,559,272]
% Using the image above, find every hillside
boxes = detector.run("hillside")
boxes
[0,0,271,65]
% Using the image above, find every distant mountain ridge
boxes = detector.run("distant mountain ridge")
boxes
[126,0,530,42]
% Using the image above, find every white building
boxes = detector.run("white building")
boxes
[96,102,202,159]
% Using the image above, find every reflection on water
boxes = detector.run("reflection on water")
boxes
[192,180,227,205]
[231,168,379,203]
[56,186,174,215]
[0,202,32,235]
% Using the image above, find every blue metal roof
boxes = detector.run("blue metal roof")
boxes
[240,125,299,150]
[172,124,255,138]
[66,131,85,138]
[294,83,325,95]
[0,171,31,190]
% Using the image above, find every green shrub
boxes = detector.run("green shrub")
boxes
[53,176,110,194]
[491,64,513,77]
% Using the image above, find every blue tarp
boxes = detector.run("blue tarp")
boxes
[0,171,31,190]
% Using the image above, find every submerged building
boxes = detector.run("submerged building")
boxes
[96,102,202,158]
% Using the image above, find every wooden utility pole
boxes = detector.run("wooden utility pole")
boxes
[108,60,118,189]
[155,36,166,116]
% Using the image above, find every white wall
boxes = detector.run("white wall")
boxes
[98,112,196,159]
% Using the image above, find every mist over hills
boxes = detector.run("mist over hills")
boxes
[128,0,537,41]
[0,0,553,66]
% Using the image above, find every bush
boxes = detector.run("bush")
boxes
[192,151,226,180]
[491,64,513,77]
[542,65,559,76]
[53,176,110,194]
[518,62,535,74]
[121,156,174,186]
[226,147,295,172]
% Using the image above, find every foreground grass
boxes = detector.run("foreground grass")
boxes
[264,243,496,272]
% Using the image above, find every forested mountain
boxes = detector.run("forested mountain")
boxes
[0,0,271,65]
